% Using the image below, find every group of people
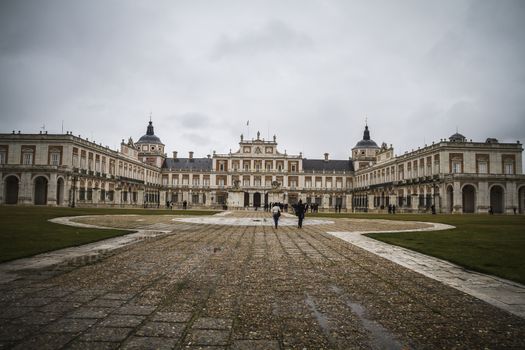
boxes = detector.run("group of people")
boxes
[387,204,397,214]
[165,200,188,210]
[264,202,287,212]
[271,200,307,229]
[308,203,320,213]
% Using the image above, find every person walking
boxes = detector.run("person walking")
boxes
[296,199,306,228]
[271,203,281,229]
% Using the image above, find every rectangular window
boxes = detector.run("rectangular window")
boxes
[50,153,60,165]
[0,150,6,164]
[478,162,488,174]
[23,152,33,165]
[452,162,461,173]
[505,163,514,175]
[192,194,199,204]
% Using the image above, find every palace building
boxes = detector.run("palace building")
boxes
[1,121,524,214]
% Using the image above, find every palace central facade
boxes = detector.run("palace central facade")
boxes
[1,121,524,214]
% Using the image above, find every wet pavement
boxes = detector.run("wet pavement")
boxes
[0,211,524,349]
[329,230,525,319]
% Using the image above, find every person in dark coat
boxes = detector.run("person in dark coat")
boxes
[296,200,306,228]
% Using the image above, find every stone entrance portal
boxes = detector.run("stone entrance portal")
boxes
[5,175,19,204]
[34,176,48,205]
[253,192,261,208]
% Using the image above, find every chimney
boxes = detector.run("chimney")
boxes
[172,151,177,159]
[324,153,329,161]
[189,151,194,160]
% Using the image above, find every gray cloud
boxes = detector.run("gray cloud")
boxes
[211,19,313,60]
[176,113,211,129]
[0,0,524,167]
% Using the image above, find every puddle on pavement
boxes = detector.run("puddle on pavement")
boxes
[305,294,334,344]
[330,285,403,350]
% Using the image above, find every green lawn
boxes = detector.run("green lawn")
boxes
[312,212,525,285]
[0,206,219,263]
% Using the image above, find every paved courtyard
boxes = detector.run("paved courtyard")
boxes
[1,211,524,349]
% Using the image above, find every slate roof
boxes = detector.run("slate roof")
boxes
[137,134,163,144]
[449,132,466,142]
[354,125,379,149]
[162,158,212,171]
[136,121,164,145]
[302,159,354,172]
[354,139,379,148]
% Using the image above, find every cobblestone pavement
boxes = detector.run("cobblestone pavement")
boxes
[1,212,524,349]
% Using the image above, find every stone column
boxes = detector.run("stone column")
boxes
[433,185,441,213]
[478,181,489,213]
[453,181,462,214]
[92,188,99,206]
[411,193,419,211]
[368,193,374,211]
[506,182,517,214]
[114,189,121,205]
[137,189,144,205]
[208,190,216,207]
[345,194,351,211]
[159,191,166,208]
[45,175,55,206]
[19,172,33,204]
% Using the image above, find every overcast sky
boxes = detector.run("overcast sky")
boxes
[1,0,524,164]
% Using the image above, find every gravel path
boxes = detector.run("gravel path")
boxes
[0,212,524,349]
